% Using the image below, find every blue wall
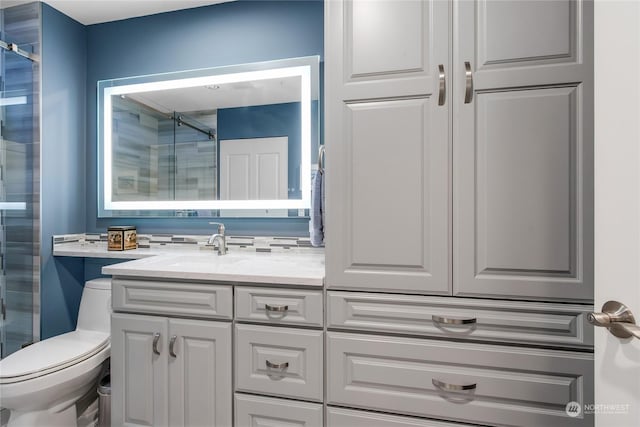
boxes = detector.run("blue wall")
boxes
[39,1,323,337]
[85,0,323,236]
[41,3,87,338]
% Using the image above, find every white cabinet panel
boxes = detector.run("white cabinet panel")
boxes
[454,0,593,302]
[327,407,474,427]
[327,96,449,294]
[235,394,322,427]
[348,0,425,77]
[327,332,593,427]
[235,287,323,326]
[112,279,233,319]
[168,319,231,427]
[325,0,450,295]
[235,324,323,402]
[112,314,168,427]
[478,0,575,67]
[327,291,593,348]
[111,313,231,427]
[475,87,576,273]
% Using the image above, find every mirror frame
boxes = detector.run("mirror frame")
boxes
[97,56,319,217]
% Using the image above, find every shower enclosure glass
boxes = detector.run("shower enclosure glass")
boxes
[0,2,40,358]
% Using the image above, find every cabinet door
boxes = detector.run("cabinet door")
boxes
[168,319,232,427]
[112,313,169,427]
[453,0,593,301]
[325,0,451,294]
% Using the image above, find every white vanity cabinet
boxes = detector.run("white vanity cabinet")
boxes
[110,279,233,427]
[103,251,325,427]
[234,287,324,426]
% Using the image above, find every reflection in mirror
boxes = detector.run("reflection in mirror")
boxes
[98,56,320,218]
[111,96,217,203]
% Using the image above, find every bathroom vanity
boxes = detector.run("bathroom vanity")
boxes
[98,247,595,427]
[102,251,325,427]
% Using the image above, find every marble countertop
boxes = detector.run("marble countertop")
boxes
[53,241,162,259]
[102,251,325,286]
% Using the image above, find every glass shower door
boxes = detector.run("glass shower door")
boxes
[0,39,39,357]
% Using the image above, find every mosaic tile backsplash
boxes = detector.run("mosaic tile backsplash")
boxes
[54,233,320,253]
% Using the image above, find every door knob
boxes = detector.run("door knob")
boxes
[588,301,640,339]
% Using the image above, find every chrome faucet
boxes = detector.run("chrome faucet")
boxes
[208,222,227,255]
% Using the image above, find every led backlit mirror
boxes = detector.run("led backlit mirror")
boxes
[97,56,320,217]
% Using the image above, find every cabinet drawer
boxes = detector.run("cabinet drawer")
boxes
[326,407,474,427]
[235,287,323,326]
[112,279,232,319]
[328,291,593,349]
[235,324,323,401]
[235,394,322,426]
[327,332,593,427]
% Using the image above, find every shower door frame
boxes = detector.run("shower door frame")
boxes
[0,2,41,357]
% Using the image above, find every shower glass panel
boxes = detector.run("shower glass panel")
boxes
[0,2,40,358]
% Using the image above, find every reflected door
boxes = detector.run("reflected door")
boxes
[219,137,288,217]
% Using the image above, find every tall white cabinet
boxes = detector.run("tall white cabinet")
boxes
[453,0,593,302]
[325,0,451,295]
[326,0,593,300]
[325,1,594,426]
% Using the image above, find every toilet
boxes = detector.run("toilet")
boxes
[0,278,111,426]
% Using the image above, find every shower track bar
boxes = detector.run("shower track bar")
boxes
[175,115,216,141]
[119,95,216,141]
[0,40,39,62]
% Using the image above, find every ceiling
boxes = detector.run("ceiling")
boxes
[126,76,303,114]
[2,0,233,25]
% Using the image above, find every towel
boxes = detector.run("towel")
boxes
[310,169,324,247]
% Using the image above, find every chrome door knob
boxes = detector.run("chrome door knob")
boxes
[588,301,640,339]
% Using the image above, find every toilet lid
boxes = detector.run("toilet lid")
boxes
[0,330,109,384]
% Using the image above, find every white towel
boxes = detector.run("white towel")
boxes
[309,169,324,247]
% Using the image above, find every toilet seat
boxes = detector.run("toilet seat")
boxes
[0,330,109,384]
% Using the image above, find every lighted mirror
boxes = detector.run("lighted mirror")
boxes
[97,56,320,217]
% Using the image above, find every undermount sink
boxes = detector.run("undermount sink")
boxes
[164,253,246,267]
[103,250,325,286]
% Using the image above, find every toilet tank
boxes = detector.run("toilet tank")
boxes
[76,278,112,333]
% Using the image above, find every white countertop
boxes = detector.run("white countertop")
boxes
[53,241,161,259]
[101,251,325,286]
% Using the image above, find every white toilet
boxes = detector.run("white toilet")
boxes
[0,278,111,426]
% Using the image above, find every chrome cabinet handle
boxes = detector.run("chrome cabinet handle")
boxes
[169,335,178,357]
[265,360,289,369]
[464,61,473,104]
[152,332,161,355]
[589,301,640,340]
[265,304,289,313]
[432,315,477,325]
[432,379,477,391]
[438,64,446,106]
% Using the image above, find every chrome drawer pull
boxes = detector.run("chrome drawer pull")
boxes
[265,304,289,313]
[265,360,289,370]
[432,379,477,391]
[464,61,473,103]
[169,335,178,358]
[438,64,446,106]
[432,315,477,325]
[152,332,161,355]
